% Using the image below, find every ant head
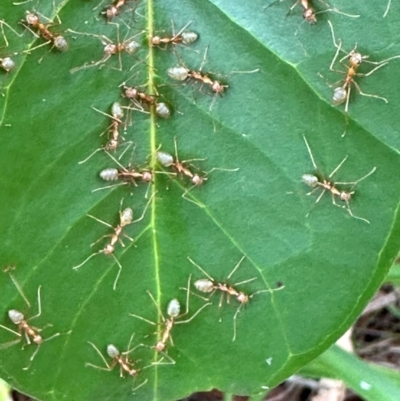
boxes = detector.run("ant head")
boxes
[106,139,119,152]
[211,81,228,95]
[333,87,347,105]
[104,244,115,255]
[33,334,43,344]
[1,57,15,72]
[141,171,153,183]
[349,51,364,67]
[104,43,117,56]
[303,8,317,24]
[155,341,165,352]
[124,86,139,100]
[340,191,352,202]
[192,174,206,186]
[25,12,39,26]
[237,292,249,304]
[8,309,24,324]
[105,6,119,20]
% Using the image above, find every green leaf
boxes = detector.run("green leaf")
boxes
[301,345,400,401]
[1,1,400,400]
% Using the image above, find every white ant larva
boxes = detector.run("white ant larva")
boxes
[150,21,198,49]
[0,280,60,370]
[68,25,144,73]
[72,195,154,290]
[129,276,211,364]
[264,0,359,24]
[86,333,149,393]
[324,20,400,120]
[302,135,376,224]
[78,102,134,164]
[21,10,68,53]
[187,256,284,341]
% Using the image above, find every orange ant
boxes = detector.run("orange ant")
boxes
[92,151,156,193]
[68,24,144,73]
[129,276,211,364]
[119,80,171,119]
[157,137,238,206]
[79,102,134,164]
[264,0,359,24]
[302,135,376,224]
[187,256,284,341]
[86,333,149,392]
[168,46,258,109]
[324,20,400,125]
[0,272,60,370]
[73,195,154,290]
[102,0,136,21]
[21,10,68,53]
[150,21,198,48]
[156,137,206,185]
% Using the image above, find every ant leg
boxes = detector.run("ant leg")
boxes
[22,344,41,370]
[90,234,113,247]
[344,202,370,224]
[4,271,31,308]
[111,254,123,290]
[87,214,113,229]
[232,303,244,342]
[146,290,166,322]
[182,190,204,209]
[132,379,148,394]
[384,0,392,17]
[226,255,246,280]
[175,302,212,325]
[359,62,388,77]
[0,325,21,338]
[328,156,348,179]
[187,256,215,281]
[352,80,388,103]
[302,135,319,170]
[73,251,102,270]
[315,188,326,204]
[92,182,128,193]
[152,351,175,365]
[129,312,157,326]
[335,167,377,186]
[86,341,112,370]
[263,0,284,10]
[131,191,155,224]
[234,277,257,287]
[27,286,42,321]
[317,0,359,18]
